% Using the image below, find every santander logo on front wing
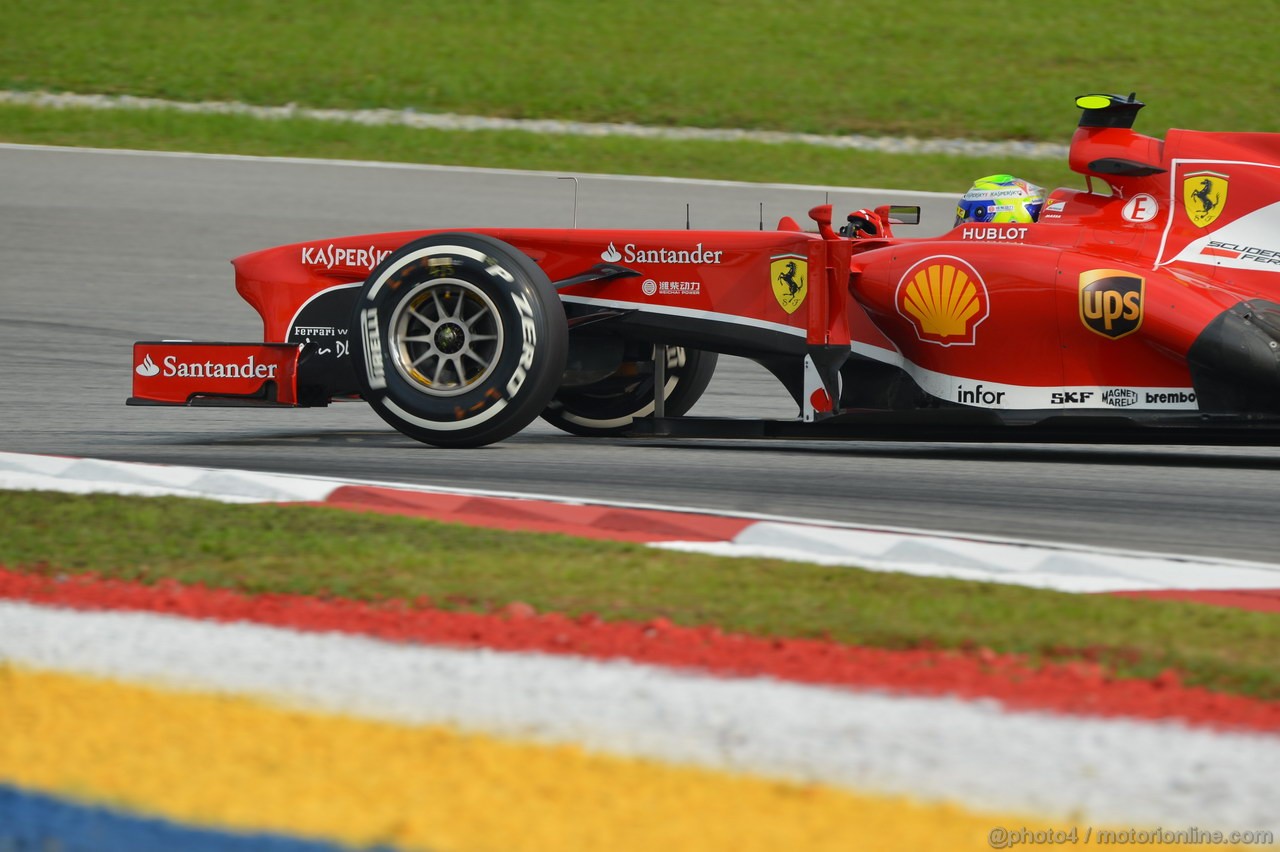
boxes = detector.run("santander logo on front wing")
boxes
[134,353,279,380]
[131,342,300,405]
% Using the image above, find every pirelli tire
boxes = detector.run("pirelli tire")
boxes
[541,344,718,437]
[349,233,568,448]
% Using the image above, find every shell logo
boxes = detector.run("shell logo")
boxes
[894,256,989,346]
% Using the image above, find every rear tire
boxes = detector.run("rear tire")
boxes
[349,233,567,447]
[542,343,717,436]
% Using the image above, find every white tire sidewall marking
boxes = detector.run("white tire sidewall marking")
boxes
[379,395,509,431]
[366,244,490,302]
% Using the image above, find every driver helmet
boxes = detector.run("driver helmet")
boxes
[955,174,1045,226]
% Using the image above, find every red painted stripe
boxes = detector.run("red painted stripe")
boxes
[309,486,755,543]
[1114,588,1280,613]
[1,568,1275,733]
[1200,246,1239,258]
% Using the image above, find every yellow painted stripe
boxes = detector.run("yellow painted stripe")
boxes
[0,664,1165,852]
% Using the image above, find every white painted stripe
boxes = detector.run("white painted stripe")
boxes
[0,452,338,502]
[2,600,1275,830]
[656,526,1280,593]
[0,90,1070,161]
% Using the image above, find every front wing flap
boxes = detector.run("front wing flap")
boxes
[128,342,305,407]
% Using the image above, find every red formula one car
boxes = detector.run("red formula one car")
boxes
[131,94,1280,446]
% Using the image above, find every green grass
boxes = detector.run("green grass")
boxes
[2,0,1275,138]
[1,0,1276,191]
[3,490,1276,700]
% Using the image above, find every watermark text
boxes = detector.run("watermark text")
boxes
[988,825,1274,848]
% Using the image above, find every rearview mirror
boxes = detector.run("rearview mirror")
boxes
[885,205,921,225]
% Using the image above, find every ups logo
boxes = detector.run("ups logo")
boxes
[1079,270,1144,339]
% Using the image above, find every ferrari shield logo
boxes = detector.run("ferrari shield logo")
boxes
[1079,269,1144,339]
[1182,171,1228,228]
[771,253,807,314]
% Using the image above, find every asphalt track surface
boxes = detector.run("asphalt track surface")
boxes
[3,144,1280,565]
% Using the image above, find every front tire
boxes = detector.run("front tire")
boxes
[349,233,567,447]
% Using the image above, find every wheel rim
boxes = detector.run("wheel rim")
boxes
[387,278,504,397]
